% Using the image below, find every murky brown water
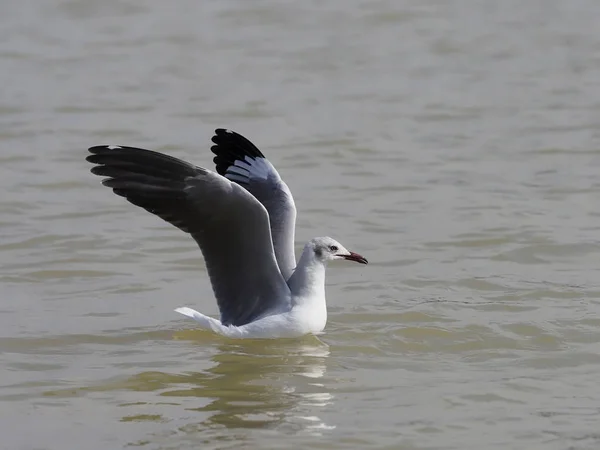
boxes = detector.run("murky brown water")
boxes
[2,1,600,449]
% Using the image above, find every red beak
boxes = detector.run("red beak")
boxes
[340,251,368,264]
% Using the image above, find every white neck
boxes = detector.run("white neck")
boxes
[287,244,326,307]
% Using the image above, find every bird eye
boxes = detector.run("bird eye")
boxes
[329,245,338,252]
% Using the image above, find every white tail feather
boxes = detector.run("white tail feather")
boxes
[174,307,224,333]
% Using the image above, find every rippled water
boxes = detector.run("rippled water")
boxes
[2,1,600,449]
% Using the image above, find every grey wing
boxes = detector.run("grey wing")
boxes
[211,129,297,281]
[86,145,291,327]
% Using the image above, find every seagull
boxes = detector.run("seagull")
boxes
[86,129,368,339]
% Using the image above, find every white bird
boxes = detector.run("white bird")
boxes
[87,128,367,339]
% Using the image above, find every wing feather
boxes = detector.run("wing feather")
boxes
[211,129,297,280]
[87,145,291,326]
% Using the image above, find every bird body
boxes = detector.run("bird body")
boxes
[87,129,367,339]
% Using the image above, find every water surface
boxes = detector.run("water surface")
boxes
[2,1,600,449]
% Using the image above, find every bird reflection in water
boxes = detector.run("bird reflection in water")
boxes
[160,332,335,437]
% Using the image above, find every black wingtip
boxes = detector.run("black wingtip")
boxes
[88,145,126,155]
[85,144,201,234]
[86,145,199,178]
[210,129,265,176]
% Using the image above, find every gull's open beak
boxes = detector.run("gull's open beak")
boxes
[340,251,368,265]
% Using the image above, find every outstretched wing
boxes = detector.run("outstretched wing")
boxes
[211,129,297,281]
[87,145,291,326]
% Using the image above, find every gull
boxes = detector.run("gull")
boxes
[86,129,368,339]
